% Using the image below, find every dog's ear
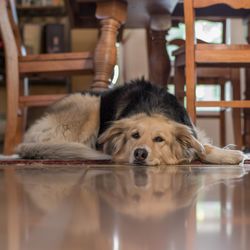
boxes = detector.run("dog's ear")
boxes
[175,124,205,158]
[98,120,127,155]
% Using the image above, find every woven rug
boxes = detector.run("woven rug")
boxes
[0,154,249,166]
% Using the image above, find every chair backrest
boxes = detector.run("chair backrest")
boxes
[193,0,250,9]
[0,0,19,65]
[8,0,24,55]
[0,0,23,56]
[184,0,249,52]
[0,0,20,124]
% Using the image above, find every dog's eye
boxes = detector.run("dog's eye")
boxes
[131,132,140,139]
[153,136,164,142]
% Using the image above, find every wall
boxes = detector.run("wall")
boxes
[120,29,149,82]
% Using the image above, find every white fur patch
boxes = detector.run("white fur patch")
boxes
[204,145,246,165]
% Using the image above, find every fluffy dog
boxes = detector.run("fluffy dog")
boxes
[16,79,246,165]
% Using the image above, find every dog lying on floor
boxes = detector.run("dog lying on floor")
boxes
[16,79,246,165]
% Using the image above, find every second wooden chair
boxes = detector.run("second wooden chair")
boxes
[173,0,250,149]
[0,0,93,154]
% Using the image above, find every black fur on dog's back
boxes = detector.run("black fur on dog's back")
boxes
[99,79,195,136]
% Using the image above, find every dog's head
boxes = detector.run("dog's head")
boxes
[98,113,205,165]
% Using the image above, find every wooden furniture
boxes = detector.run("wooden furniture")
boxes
[174,0,250,149]
[66,0,178,88]
[170,19,240,148]
[1,0,179,155]
[172,2,250,19]
[0,0,94,155]
[92,1,127,90]
[67,0,178,28]
[66,0,128,90]
[172,2,250,153]
[170,37,234,147]
[244,18,250,151]
[147,15,171,86]
[16,5,66,17]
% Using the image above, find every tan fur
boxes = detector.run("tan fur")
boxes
[98,113,246,165]
[16,94,111,160]
[98,113,205,165]
[17,94,246,165]
[200,144,246,164]
[204,144,213,154]
[24,93,100,146]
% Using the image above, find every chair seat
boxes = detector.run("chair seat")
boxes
[173,44,250,66]
[19,52,94,75]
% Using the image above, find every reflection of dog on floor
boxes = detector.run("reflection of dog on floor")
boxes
[96,167,247,219]
[17,79,246,165]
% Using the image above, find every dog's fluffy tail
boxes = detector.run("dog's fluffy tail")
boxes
[16,142,111,160]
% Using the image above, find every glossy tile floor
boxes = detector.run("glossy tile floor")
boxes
[0,163,250,250]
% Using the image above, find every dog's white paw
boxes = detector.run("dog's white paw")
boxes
[223,144,236,150]
[204,145,247,165]
[221,150,246,165]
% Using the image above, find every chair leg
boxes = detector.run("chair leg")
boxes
[4,76,28,156]
[231,69,242,149]
[15,108,27,146]
[174,65,185,105]
[4,71,19,155]
[186,60,197,123]
[92,0,127,91]
[1,0,20,155]
[219,82,226,147]
[14,78,28,146]
[220,110,226,147]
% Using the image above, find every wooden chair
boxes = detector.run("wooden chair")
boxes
[0,0,94,155]
[174,0,250,149]
[170,38,235,147]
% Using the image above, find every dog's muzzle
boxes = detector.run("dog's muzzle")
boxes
[133,148,148,165]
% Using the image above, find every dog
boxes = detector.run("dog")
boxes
[16,79,246,165]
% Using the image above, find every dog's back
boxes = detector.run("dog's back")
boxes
[99,79,195,136]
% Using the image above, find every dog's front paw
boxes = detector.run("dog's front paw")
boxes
[223,150,246,165]
[203,144,247,165]
[223,144,236,150]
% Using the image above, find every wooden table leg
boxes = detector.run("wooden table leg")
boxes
[174,65,185,105]
[92,0,127,91]
[148,15,171,87]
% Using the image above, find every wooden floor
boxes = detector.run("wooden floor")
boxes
[0,161,250,250]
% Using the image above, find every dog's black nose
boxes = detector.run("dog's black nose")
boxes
[134,148,148,161]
